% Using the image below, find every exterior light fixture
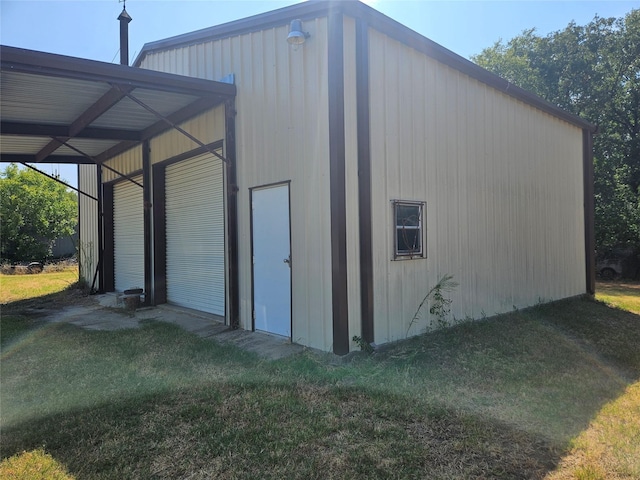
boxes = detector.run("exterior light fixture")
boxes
[287,19,310,46]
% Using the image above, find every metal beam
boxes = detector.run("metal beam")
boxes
[583,129,596,294]
[1,153,92,164]
[225,98,240,329]
[93,141,140,165]
[20,162,98,201]
[56,139,144,189]
[97,167,107,293]
[93,97,223,164]
[142,141,152,306]
[34,85,136,161]
[69,85,136,137]
[1,121,141,141]
[139,96,224,142]
[114,86,230,165]
[35,136,68,162]
[327,10,350,355]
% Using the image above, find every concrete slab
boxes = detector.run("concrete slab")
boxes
[45,295,308,360]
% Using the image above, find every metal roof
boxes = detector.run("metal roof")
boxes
[0,45,236,165]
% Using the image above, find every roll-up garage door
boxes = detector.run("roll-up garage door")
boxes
[114,176,144,292]
[165,153,225,315]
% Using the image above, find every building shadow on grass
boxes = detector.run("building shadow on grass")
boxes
[1,382,562,479]
[2,296,638,479]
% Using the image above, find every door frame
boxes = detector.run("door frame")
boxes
[249,181,292,337]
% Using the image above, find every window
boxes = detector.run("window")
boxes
[393,200,425,259]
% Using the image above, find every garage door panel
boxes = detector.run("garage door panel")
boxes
[165,153,225,315]
[114,176,144,292]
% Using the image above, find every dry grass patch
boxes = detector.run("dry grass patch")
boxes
[596,281,640,314]
[0,449,75,480]
[544,282,640,480]
[546,381,640,480]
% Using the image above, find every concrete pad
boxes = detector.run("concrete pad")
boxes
[45,295,308,360]
[210,329,305,360]
[48,303,141,331]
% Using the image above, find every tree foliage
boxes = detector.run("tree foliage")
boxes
[0,164,78,262]
[472,9,640,253]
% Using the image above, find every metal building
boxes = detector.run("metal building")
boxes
[1,1,595,354]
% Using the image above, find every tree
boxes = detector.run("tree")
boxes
[472,10,640,254]
[0,164,78,262]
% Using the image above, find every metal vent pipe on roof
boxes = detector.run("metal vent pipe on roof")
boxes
[117,6,132,66]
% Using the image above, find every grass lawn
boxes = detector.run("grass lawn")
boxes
[546,282,640,480]
[1,280,638,479]
[0,267,79,304]
[596,281,640,314]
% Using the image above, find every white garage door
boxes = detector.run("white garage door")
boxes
[165,153,225,315]
[114,176,144,292]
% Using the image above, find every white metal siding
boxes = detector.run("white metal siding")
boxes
[103,109,225,178]
[367,29,585,345]
[113,176,144,292]
[150,109,226,164]
[141,18,333,351]
[78,164,99,288]
[102,146,142,182]
[165,153,225,315]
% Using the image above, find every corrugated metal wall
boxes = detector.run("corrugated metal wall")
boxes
[367,30,585,345]
[78,164,99,288]
[141,19,334,351]
[150,109,225,163]
[102,146,142,182]
[100,109,224,177]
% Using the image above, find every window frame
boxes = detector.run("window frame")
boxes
[392,199,426,260]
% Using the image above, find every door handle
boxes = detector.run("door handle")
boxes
[283,255,291,267]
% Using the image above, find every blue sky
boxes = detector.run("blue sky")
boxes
[1,0,637,187]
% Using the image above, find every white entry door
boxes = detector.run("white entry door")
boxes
[252,184,291,337]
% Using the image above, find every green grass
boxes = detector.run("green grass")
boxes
[0,267,78,304]
[1,284,639,479]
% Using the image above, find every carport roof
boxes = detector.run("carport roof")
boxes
[0,45,236,165]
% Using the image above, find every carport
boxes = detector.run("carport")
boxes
[0,45,239,324]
